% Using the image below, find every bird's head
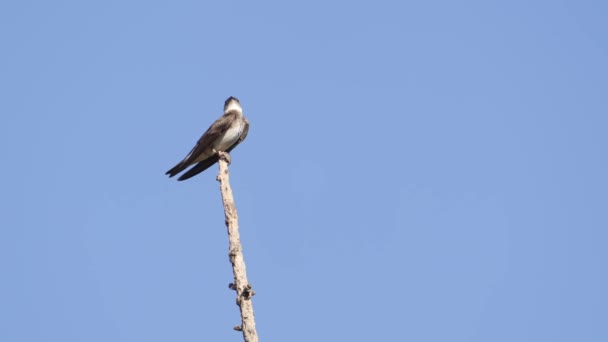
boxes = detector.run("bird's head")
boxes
[224,96,242,113]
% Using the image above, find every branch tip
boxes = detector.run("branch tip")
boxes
[218,151,232,164]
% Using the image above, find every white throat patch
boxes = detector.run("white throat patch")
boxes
[225,101,242,114]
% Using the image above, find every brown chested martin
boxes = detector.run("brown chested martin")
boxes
[166,96,249,181]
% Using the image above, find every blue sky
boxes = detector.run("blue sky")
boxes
[1,1,607,341]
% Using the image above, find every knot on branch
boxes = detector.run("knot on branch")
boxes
[241,284,255,300]
[228,246,242,259]
[233,325,243,331]
[229,283,255,299]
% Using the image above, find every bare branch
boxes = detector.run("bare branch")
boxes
[216,152,259,342]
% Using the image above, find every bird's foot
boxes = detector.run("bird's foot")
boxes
[218,151,231,164]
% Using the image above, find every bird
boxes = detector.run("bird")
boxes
[166,96,249,181]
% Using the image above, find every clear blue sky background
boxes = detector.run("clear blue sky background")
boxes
[1,1,607,341]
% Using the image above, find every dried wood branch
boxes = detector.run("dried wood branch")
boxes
[216,152,259,342]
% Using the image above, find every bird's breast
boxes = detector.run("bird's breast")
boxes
[215,120,244,151]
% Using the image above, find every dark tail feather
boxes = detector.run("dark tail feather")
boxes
[177,156,219,181]
[165,162,189,178]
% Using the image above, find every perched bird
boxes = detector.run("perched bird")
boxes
[166,96,249,181]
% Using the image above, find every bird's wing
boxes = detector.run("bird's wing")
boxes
[229,117,249,152]
[165,113,234,177]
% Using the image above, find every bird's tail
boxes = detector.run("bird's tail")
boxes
[176,157,219,181]
[165,162,188,178]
